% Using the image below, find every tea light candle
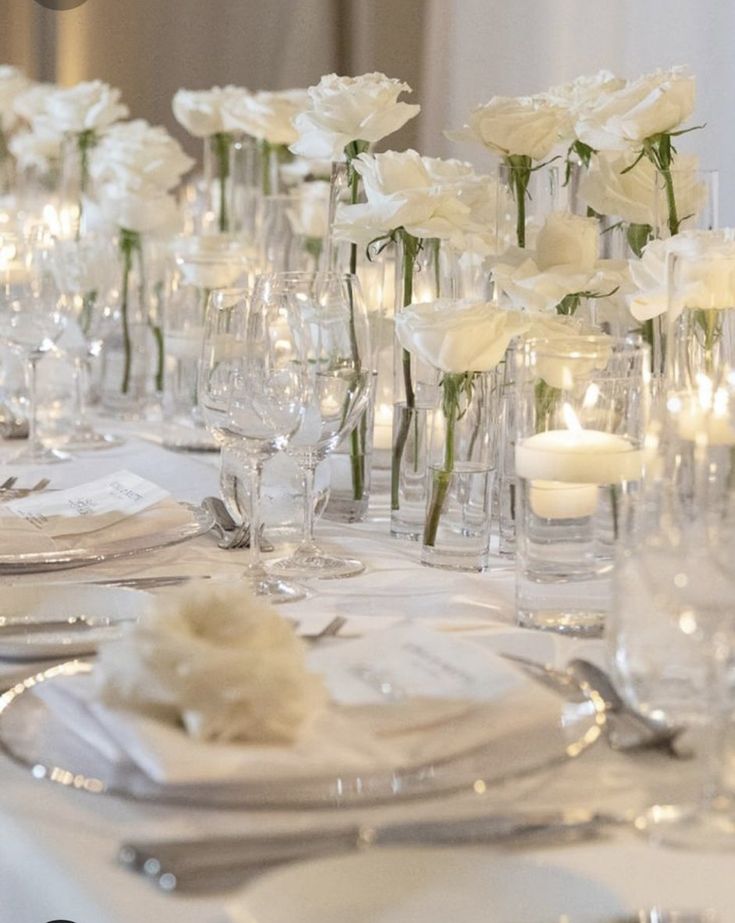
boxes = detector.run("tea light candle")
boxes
[516,429,644,484]
[373,402,393,451]
[528,479,599,519]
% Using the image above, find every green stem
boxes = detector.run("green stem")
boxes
[345,154,364,502]
[260,139,271,196]
[506,155,532,249]
[76,129,96,241]
[118,229,140,395]
[661,167,680,237]
[423,374,463,547]
[213,132,231,232]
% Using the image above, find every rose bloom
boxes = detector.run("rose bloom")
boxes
[12,82,55,126]
[629,231,735,321]
[223,89,309,145]
[0,66,31,132]
[90,120,193,195]
[395,299,530,374]
[535,212,599,271]
[290,72,420,161]
[173,86,248,138]
[576,66,695,151]
[448,95,571,161]
[335,149,494,252]
[580,150,706,228]
[542,71,626,119]
[96,183,181,235]
[36,80,128,135]
[8,127,61,173]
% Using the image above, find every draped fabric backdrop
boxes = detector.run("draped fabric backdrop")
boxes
[2,0,733,218]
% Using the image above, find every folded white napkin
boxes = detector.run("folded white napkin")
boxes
[34,629,565,788]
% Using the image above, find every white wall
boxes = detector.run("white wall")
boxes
[419,0,735,223]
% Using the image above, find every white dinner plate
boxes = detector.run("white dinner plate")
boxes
[226,850,627,923]
[0,585,149,659]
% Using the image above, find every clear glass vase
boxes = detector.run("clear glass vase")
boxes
[58,131,97,240]
[497,160,560,252]
[99,232,166,417]
[203,132,235,233]
[422,371,495,571]
[391,233,454,539]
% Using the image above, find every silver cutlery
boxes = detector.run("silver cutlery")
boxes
[0,614,130,636]
[202,496,275,552]
[0,477,51,501]
[119,808,619,893]
[566,659,686,757]
[89,575,210,590]
[0,406,29,439]
[0,476,18,491]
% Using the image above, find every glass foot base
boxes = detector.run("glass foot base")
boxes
[270,549,365,580]
[636,800,735,850]
[58,429,124,451]
[251,573,308,604]
[11,445,70,465]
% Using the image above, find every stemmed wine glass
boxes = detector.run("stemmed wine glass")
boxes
[0,229,68,464]
[198,286,309,603]
[52,233,123,450]
[266,271,371,578]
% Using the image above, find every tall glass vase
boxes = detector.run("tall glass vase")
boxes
[203,133,234,233]
[228,135,259,242]
[100,231,166,417]
[391,233,455,539]
[58,131,97,240]
[497,160,560,252]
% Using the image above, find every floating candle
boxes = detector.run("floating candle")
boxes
[516,428,643,484]
[528,479,599,519]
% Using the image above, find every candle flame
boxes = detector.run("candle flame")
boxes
[562,402,583,433]
[582,383,600,409]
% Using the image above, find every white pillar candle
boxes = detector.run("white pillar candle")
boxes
[528,479,599,519]
[373,402,393,451]
[516,429,644,484]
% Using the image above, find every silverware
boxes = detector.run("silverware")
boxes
[566,659,687,757]
[0,614,130,636]
[119,808,619,893]
[0,477,51,501]
[202,496,275,552]
[0,476,17,491]
[0,406,29,439]
[88,575,210,589]
[306,615,347,642]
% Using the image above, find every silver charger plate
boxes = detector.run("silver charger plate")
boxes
[0,503,213,574]
[0,659,605,809]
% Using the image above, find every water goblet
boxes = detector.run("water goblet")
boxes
[199,286,308,603]
[266,271,372,579]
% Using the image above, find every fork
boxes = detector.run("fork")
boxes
[0,477,50,501]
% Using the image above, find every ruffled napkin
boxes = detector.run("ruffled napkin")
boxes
[33,590,568,787]
[0,471,194,555]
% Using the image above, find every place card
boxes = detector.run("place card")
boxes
[308,624,524,706]
[5,471,169,537]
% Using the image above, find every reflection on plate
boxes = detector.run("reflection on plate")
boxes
[227,850,626,923]
[0,659,604,809]
[0,586,149,660]
[0,502,213,574]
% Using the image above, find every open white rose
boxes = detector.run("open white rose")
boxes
[173,86,248,138]
[395,299,530,374]
[90,119,194,194]
[448,95,571,161]
[286,180,330,239]
[12,81,55,127]
[629,231,735,321]
[290,72,420,161]
[223,89,309,145]
[576,67,695,152]
[96,183,181,234]
[536,212,599,271]
[96,584,327,744]
[0,66,31,132]
[579,151,706,229]
[335,149,494,253]
[8,127,61,173]
[542,71,626,119]
[36,80,128,135]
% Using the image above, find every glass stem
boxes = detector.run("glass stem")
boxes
[300,460,317,552]
[27,355,40,456]
[246,459,262,573]
[72,355,87,432]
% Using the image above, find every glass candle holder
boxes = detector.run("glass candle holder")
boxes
[515,334,650,637]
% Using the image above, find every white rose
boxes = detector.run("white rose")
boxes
[447,95,571,161]
[536,212,599,271]
[395,299,530,374]
[8,127,61,172]
[96,182,181,234]
[0,66,31,132]
[173,86,248,138]
[542,71,626,118]
[290,72,420,161]
[576,67,695,152]
[335,150,492,253]
[629,231,735,321]
[223,89,309,145]
[12,82,56,126]
[90,120,193,194]
[580,151,706,228]
[37,80,128,134]
[286,180,330,239]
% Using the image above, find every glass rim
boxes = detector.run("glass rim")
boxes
[521,333,647,359]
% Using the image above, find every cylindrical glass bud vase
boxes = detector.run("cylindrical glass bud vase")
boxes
[497,160,559,252]
[58,131,97,240]
[391,233,456,539]
[203,132,234,233]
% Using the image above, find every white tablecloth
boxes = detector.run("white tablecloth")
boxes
[0,429,733,922]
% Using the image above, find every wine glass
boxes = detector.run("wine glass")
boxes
[198,287,308,603]
[52,233,123,450]
[0,229,69,464]
[266,271,372,578]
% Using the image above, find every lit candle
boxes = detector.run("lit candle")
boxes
[528,480,599,519]
[373,402,393,451]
